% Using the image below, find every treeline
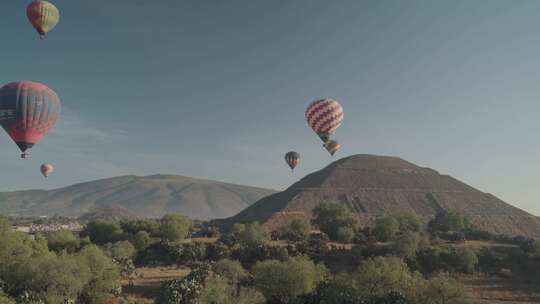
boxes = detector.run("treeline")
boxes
[0,214,193,304]
[3,203,540,303]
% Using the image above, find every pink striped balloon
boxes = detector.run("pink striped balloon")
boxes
[325,140,341,156]
[305,98,343,143]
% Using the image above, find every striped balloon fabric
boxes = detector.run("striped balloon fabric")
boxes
[325,140,341,156]
[26,0,60,39]
[305,98,344,143]
[284,151,300,171]
[40,163,54,177]
[0,81,61,158]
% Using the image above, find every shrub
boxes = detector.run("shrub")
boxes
[350,257,420,298]
[45,229,80,253]
[76,245,122,304]
[160,214,192,242]
[0,292,15,304]
[198,275,265,304]
[106,241,136,260]
[276,219,311,242]
[233,244,289,268]
[416,246,478,274]
[25,253,90,303]
[477,247,505,274]
[120,219,160,236]
[81,220,125,245]
[392,231,420,259]
[237,222,269,248]
[135,241,178,266]
[428,211,468,233]
[156,262,211,304]
[336,227,355,243]
[373,217,400,242]
[416,272,472,304]
[180,242,207,265]
[252,256,326,303]
[129,231,157,251]
[212,259,248,285]
[206,242,231,261]
[394,214,423,233]
[311,202,357,241]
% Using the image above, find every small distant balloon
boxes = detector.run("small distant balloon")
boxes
[27,0,60,39]
[0,81,62,158]
[285,151,300,171]
[305,98,343,144]
[325,140,341,156]
[40,163,54,177]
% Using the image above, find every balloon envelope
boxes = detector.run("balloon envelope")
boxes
[27,0,60,39]
[325,140,341,156]
[40,163,54,177]
[305,98,343,143]
[285,151,300,171]
[0,81,61,157]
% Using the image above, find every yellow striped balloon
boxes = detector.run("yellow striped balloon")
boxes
[26,0,60,39]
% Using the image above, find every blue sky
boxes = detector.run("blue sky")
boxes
[1,0,540,215]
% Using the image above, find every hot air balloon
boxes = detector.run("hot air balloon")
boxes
[40,163,54,177]
[305,98,343,144]
[325,140,341,156]
[0,81,61,158]
[285,151,300,171]
[26,0,60,39]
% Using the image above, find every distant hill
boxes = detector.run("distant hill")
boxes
[221,155,540,238]
[0,174,276,220]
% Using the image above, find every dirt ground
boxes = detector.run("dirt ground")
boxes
[459,273,540,304]
[121,265,191,300]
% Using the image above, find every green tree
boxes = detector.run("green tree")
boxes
[82,220,124,244]
[0,225,49,296]
[428,210,468,233]
[0,292,15,304]
[277,219,311,242]
[0,216,11,233]
[120,219,160,236]
[46,229,79,253]
[311,202,356,241]
[160,214,192,242]
[237,222,269,248]
[373,217,400,242]
[416,273,472,304]
[129,230,155,251]
[26,253,91,303]
[451,248,478,273]
[336,226,355,243]
[394,214,423,232]
[76,245,121,304]
[392,231,421,259]
[212,259,248,285]
[107,241,136,260]
[350,256,420,298]
[252,256,326,303]
[198,275,265,304]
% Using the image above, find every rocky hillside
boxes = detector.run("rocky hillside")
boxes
[0,174,275,220]
[222,155,540,238]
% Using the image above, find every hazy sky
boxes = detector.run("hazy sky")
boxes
[1,0,540,215]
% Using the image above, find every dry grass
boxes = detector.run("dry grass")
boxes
[121,265,191,300]
[458,273,540,304]
[456,240,518,250]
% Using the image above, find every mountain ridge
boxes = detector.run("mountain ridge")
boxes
[0,174,276,220]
